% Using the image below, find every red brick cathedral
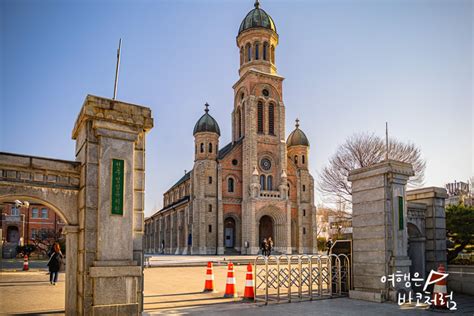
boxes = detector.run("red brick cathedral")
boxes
[145,0,316,255]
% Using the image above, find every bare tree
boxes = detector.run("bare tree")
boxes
[319,133,426,203]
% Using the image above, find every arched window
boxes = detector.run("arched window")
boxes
[303,185,306,192]
[209,143,212,153]
[302,155,305,164]
[267,175,273,190]
[294,155,298,164]
[263,42,268,60]
[260,175,266,190]
[255,43,259,60]
[257,101,264,133]
[303,209,306,216]
[271,45,275,63]
[228,178,235,193]
[240,47,244,65]
[200,143,204,153]
[215,144,218,153]
[268,103,274,135]
[287,183,290,196]
[246,43,251,62]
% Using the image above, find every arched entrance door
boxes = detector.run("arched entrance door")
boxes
[224,217,236,248]
[7,226,20,243]
[259,215,274,244]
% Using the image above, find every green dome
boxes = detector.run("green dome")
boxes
[287,119,309,147]
[193,103,221,136]
[238,1,277,35]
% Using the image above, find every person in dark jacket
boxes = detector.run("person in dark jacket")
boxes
[260,238,268,256]
[47,243,63,285]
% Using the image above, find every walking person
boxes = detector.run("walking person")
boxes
[260,238,268,256]
[47,243,63,285]
[267,237,274,256]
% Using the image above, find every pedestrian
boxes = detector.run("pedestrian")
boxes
[260,238,268,256]
[161,240,165,254]
[326,238,333,255]
[47,243,63,285]
[267,237,273,256]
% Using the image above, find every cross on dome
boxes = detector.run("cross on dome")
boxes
[295,118,300,129]
[254,0,260,8]
[204,102,210,113]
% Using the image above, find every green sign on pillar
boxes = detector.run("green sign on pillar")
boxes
[111,159,124,215]
[398,196,404,230]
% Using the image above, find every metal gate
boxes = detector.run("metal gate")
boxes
[254,254,351,304]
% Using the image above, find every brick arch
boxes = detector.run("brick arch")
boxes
[252,83,281,102]
[256,204,288,252]
[223,213,242,251]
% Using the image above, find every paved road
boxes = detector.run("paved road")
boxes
[2,263,473,315]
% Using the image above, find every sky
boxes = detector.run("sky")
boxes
[1,0,472,217]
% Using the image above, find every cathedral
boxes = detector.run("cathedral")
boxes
[144,0,317,255]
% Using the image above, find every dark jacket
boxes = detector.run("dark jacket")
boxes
[47,252,63,272]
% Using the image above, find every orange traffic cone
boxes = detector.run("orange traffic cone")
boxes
[203,261,215,292]
[243,263,254,301]
[432,264,448,309]
[223,262,238,298]
[23,255,29,271]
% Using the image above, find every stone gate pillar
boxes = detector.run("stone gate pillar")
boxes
[348,160,414,302]
[72,95,153,315]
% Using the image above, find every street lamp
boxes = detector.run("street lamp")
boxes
[14,200,29,247]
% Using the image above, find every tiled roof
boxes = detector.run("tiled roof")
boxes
[218,137,243,160]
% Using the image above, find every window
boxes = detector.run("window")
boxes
[287,183,290,196]
[271,45,275,63]
[240,47,244,65]
[209,176,212,184]
[268,103,274,135]
[267,175,273,190]
[302,155,305,164]
[209,143,212,153]
[303,185,306,192]
[232,159,238,166]
[257,102,264,133]
[263,42,268,60]
[246,43,251,62]
[11,206,19,216]
[31,229,38,239]
[208,225,212,233]
[228,178,235,193]
[303,227,306,235]
[255,43,259,60]
[32,208,39,218]
[200,143,204,153]
[294,155,298,164]
[303,209,306,217]
[41,208,48,219]
[260,175,266,190]
[208,204,212,212]
[215,144,218,153]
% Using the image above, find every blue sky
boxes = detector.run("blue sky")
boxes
[1,0,472,216]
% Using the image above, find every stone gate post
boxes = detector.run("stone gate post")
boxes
[72,95,153,315]
[348,160,414,302]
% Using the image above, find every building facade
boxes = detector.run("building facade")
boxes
[145,1,317,255]
[1,202,65,258]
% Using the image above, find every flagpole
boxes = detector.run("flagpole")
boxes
[113,38,122,100]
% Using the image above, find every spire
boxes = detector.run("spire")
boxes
[254,0,260,8]
[295,118,300,129]
[204,102,209,113]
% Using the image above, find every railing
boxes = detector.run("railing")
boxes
[254,254,351,304]
[259,190,281,198]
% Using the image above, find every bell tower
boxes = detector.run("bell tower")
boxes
[233,0,290,254]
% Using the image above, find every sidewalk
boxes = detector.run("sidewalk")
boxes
[0,258,49,271]
[144,254,258,267]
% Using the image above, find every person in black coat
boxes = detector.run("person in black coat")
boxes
[47,243,63,285]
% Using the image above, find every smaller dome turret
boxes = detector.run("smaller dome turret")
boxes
[193,103,221,136]
[287,119,309,147]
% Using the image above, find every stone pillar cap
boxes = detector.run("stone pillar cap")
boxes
[348,159,414,181]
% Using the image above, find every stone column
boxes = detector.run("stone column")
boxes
[217,164,225,254]
[72,95,153,315]
[407,187,447,275]
[348,160,414,302]
[175,211,181,254]
[63,225,79,315]
[183,207,189,255]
